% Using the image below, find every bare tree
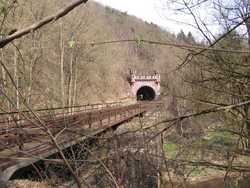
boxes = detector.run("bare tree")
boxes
[214,0,250,46]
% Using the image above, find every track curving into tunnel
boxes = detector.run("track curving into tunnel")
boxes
[136,86,156,101]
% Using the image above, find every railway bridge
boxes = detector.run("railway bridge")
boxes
[0,101,162,183]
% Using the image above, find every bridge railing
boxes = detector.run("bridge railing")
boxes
[0,101,123,125]
[0,101,162,152]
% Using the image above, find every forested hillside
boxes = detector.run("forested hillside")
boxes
[0,0,185,110]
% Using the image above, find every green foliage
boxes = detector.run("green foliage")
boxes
[0,0,7,16]
[192,131,236,150]
[164,142,178,158]
[208,132,234,146]
[136,35,143,48]
[201,131,235,148]
[68,40,76,48]
[190,167,208,177]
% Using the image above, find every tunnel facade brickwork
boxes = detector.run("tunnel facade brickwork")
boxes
[129,70,160,100]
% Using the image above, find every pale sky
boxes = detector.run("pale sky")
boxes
[93,0,219,41]
[94,0,168,29]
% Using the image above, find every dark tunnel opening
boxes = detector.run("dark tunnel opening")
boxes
[136,86,156,101]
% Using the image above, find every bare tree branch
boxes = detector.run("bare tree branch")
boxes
[90,39,250,53]
[0,0,88,48]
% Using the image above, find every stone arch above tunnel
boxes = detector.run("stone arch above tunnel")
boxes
[129,70,160,101]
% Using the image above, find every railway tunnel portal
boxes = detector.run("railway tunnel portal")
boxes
[129,70,160,101]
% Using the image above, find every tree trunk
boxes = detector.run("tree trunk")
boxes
[27,62,34,105]
[60,22,65,107]
[27,34,39,105]
[1,49,6,99]
[245,19,250,47]
[244,105,250,148]
[14,49,19,115]
[68,49,74,113]
[73,57,78,110]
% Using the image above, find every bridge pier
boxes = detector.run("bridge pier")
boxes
[0,158,36,183]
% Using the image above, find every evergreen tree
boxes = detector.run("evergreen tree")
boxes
[177,29,186,41]
[186,31,195,44]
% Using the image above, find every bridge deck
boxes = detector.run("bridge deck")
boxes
[0,102,161,182]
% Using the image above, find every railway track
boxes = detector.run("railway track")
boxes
[0,101,162,182]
